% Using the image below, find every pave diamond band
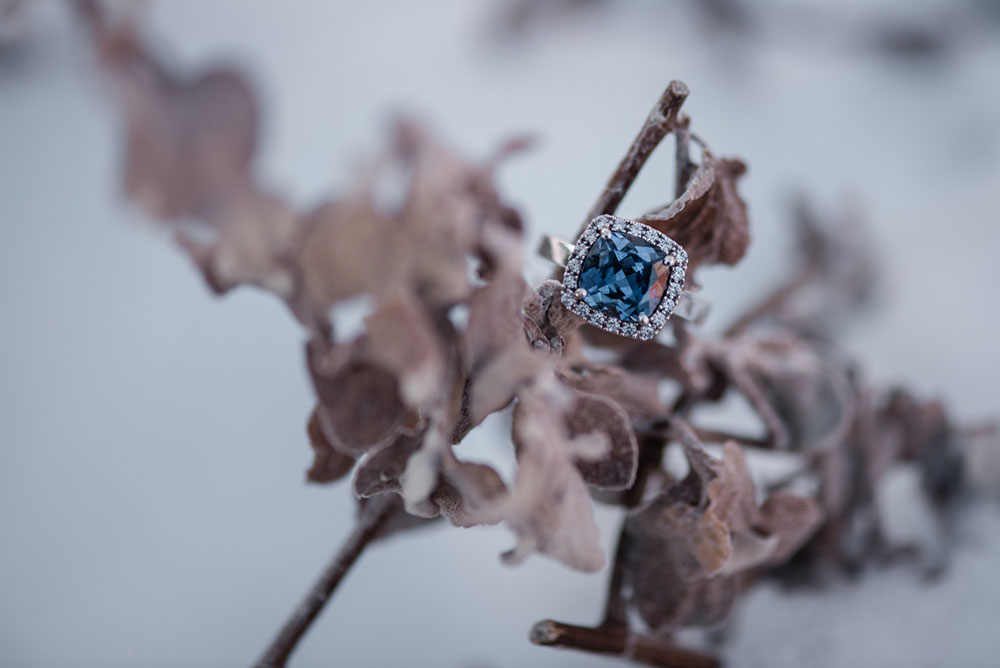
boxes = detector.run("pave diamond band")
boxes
[539,215,710,340]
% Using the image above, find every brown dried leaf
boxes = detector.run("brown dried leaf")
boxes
[706,442,757,533]
[352,432,507,529]
[289,123,525,333]
[505,376,607,572]
[465,272,531,365]
[361,294,447,409]
[624,427,819,629]
[559,360,664,420]
[352,432,423,499]
[565,391,638,491]
[308,341,407,456]
[292,199,400,327]
[466,348,541,432]
[624,488,737,630]
[639,152,749,279]
[754,491,824,565]
[305,407,356,483]
[433,460,508,527]
[109,52,257,220]
[461,272,542,429]
[175,190,298,297]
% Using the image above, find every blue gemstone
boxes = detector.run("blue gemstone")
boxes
[578,231,671,323]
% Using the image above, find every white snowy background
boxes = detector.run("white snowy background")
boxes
[1,1,999,667]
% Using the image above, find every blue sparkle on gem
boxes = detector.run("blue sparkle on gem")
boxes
[578,231,671,323]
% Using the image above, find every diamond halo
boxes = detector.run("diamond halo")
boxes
[560,215,688,341]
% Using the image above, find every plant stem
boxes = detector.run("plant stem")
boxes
[530,620,719,668]
[579,81,689,236]
[691,426,769,449]
[255,495,399,668]
[722,266,816,338]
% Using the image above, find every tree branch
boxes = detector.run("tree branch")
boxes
[255,495,399,668]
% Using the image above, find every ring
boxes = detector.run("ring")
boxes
[539,214,710,340]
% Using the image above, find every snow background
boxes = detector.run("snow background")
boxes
[1,1,999,666]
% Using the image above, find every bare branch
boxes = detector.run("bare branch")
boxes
[255,495,400,668]
[530,620,719,668]
[581,81,689,234]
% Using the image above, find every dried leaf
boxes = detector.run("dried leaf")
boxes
[559,360,664,420]
[504,376,608,572]
[305,408,356,483]
[352,431,507,529]
[706,442,757,533]
[308,341,407,456]
[754,491,824,564]
[624,489,737,629]
[293,199,401,325]
[111,55,258,220]
[461,271,542,429]
[176,190,298,297]
[361,294,447,409]
[640,152,749,279]
[624,428,819,629]
[352,433,424,499]
[433,460,508,527]
[565,391,638,491]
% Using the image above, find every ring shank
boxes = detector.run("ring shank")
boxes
[537,236,575,267]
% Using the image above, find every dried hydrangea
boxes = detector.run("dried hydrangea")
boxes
[70,3,999,667]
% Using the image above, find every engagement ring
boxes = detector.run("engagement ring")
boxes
[539,214,709,340]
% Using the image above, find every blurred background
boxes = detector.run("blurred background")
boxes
[1,1,999,666]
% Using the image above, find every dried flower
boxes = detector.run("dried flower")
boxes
[69,4,998,666]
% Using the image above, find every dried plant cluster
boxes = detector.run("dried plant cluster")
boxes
[73,3,998,667]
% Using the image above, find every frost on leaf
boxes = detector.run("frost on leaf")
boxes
[502,374,638,571]
[565,392,639,490]
[505,377,608,572]
[352,431,508,530]
[459,270,540,434]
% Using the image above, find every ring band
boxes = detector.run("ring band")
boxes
[539,215,710,339]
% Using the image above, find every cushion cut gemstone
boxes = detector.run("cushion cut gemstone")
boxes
[578,231,671,323]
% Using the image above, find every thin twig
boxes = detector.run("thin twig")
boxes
[691,426,769,449]
[722,266,817,338]
[599,528,632,629]
[255,495,399,668]
[599,435,664,628]
[580,80,689,235]
[530,620,719,668]
[673,116,696,200]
